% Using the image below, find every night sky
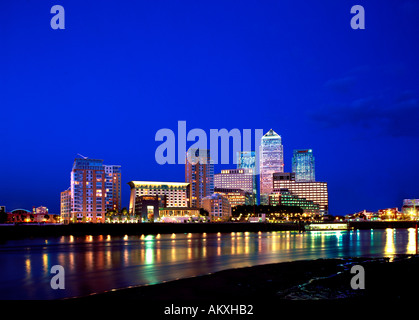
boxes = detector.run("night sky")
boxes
[1,0,418,215]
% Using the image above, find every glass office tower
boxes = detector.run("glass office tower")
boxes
[259,129,284,205]
[292,149,315,182]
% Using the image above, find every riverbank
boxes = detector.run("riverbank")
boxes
[0,222,299,240]
[73,254,418,303]
[0,221,418,240]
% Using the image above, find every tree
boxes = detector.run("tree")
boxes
[199,208,209,216]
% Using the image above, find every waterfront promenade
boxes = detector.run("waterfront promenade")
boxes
[0,221,417,240]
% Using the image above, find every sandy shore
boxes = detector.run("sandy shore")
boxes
[73,254,418,303]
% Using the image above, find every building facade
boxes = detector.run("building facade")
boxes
[292,149,315,182]
[133,195,160,222]
[185,148,214,208]
[214,187,253,207]
[214,168,255,204]
[269,189,320,215]
[259,129,284,205]
[159,207,204,223]
[128,181,190,214]
[67,158,121,223]
[273,172,328,214]
[202,193,231,222]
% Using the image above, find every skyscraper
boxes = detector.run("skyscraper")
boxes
[185,148,214,208]
[259,129,284,205]
[70,158,106,223]
[292,149,315,182]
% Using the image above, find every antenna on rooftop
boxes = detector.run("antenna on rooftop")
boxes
[77,153,88,159]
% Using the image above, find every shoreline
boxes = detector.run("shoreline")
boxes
[0,221,418,240]
[71,254,419,302]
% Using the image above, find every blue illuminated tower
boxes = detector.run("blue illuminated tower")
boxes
[292,149,315,182]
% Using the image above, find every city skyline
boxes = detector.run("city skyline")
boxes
[1,1,419,215]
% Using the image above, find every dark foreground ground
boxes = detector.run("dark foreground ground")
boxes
[11,255,416,318]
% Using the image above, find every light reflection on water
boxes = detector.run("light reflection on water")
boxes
[0,228,417,300]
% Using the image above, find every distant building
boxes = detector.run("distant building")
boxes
[202,193,231,222]
[402,199,419,218]
[33,206,48,215]
[378,208,400,220]
[185,148,214,208]
[292,149,315,182]
[214,187,253,207]
[214,168,255,204]
[7,208,58,223]
[128,181,190,214]
[259,129,284,205]
[273,172,328,214]
[269,189,320,216]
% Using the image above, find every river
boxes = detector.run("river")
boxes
[0,228,416,299]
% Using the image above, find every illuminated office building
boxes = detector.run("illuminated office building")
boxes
[128,181,190,214]
[273,172,328,214]
[214,168,255,204]
[259,129,284,205]
[214,187,252,207]
[185,148,214,208]
[269,189,320,215]
[292,149,315,182]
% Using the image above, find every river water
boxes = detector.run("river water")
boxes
[0,228,416,299]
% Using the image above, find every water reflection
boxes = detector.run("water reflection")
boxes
[407,228,416,254]
[385,228,395,255]
[0,229,418,300]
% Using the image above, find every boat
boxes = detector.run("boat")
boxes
[304,222,349,231]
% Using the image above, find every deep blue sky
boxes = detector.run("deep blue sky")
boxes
[1,0,418,215]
